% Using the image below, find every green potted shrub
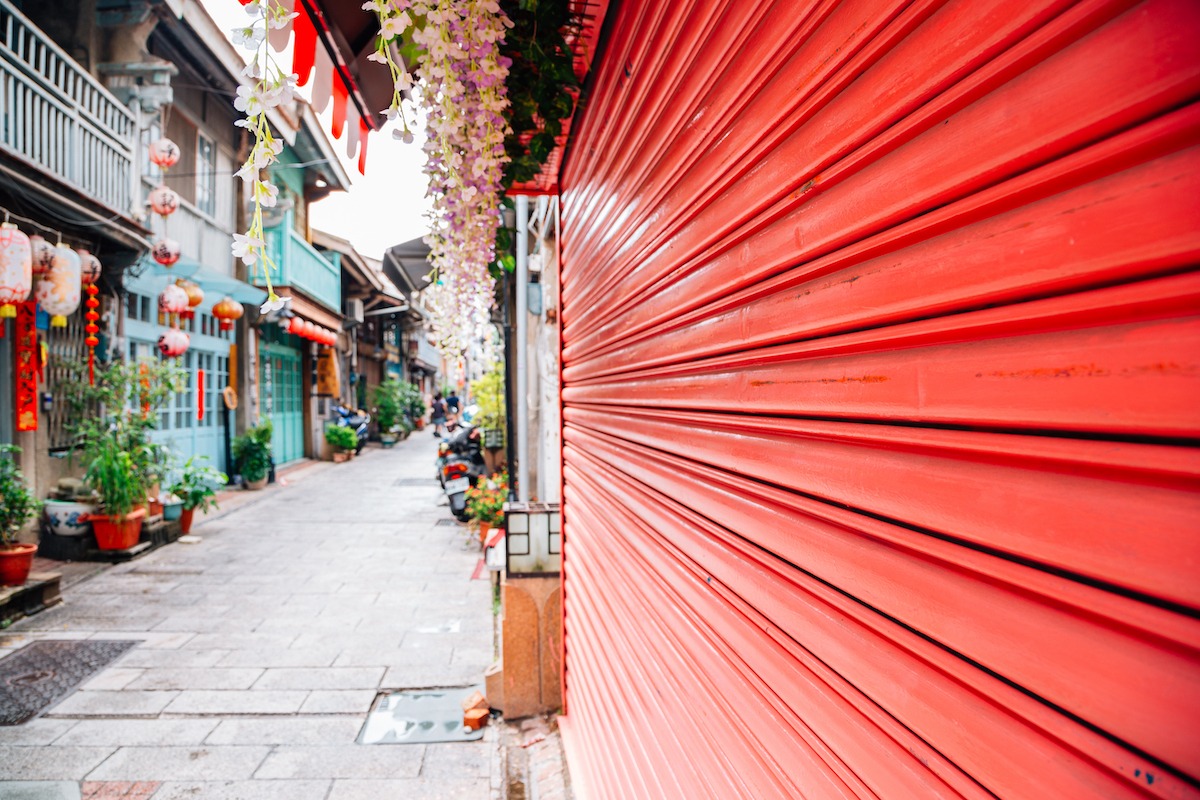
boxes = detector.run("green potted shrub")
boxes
[233,419,273,490]
[325,425,359,462]
[169,456,228,534]
[398,381,427,431]
[84,435,148,551]
[0,445,41,586]
[372,378,405,446]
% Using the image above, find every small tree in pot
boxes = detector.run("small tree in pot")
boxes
[372,378,405,446]
[0,446,41,586]
[85,436,148,551]
[233,419,273,490]
[169,456,228,534]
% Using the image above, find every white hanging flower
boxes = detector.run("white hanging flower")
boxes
[231,233,265,265]
[260,292,291,314]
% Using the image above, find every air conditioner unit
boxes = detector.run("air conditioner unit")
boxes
[346,298,365,325]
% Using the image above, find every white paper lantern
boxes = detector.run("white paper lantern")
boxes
[157,327,190,358]
[152,238,181,266]
[28,234,55,276]
[148,137,181,169]
[148,185,180,216]
[158,283,189,316]
[35,245,81,327]
[78,249,102,285]
[0,223,32,318]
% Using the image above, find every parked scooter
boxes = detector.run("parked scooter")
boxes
[332,405,370,454]
[438,424,486,520]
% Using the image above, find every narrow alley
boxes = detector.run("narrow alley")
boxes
[0,435,502,799]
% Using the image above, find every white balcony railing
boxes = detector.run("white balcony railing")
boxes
[0,0,136,213]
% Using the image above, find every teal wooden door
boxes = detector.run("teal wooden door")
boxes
[259,342,304,465]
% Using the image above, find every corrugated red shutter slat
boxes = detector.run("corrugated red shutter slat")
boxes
[558,0,1200,797]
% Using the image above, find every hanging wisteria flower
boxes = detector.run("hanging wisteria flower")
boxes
[229,0,296,298]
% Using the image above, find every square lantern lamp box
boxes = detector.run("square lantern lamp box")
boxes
[504,502,561,576]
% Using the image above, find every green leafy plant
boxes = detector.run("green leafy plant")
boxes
[0,446,40,546]
[324,425,359,453]
[84,436,146,519]
[233,419,273,483]
[465,471,509,526]
[372,378,405,433]
[169,456,228,513]
[472,368,507,447]
[396,381,427,423]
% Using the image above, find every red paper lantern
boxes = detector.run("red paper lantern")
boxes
[158,283,189,316]
[0,223,32,318]
[212,296,243,331]
[157,327,189,358]
[177,279,204,319]
[78,250,102,285]
[148,185,180,217]
[84,281,101,384]
[287,316,303,336]
[28,234,54,276]
[152,238,181,266]
[148,138,181,170]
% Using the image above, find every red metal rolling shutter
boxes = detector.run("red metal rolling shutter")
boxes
[556,1,1200,798]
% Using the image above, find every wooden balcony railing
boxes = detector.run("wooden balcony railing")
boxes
[0,0,136,213]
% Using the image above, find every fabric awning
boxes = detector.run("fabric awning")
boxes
[142,258,268,306]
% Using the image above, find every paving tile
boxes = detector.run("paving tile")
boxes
[148,780,332,800]
[205,717,363,746]
[214,649,339,668]
[114,649,228,669]
[297,690,377,714]
[0,781,83,800]
[80,669,145,691]
[327,778,491,799]
[0,745,116,780]
[54,719,219,746]
[125,668,263,691]
[162,691,309,715]
[85,746,271,781]
[423,742,492,780]
[252,667,384,690]
[181,633,297,651]
[253,745,425,779]
[0,718,79,745]
[89,633,197,650]
[48,691,179,718]
[80,780,160,798]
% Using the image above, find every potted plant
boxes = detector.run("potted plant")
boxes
[325,425,359,462]
[398,382,427,431]
[84,435,148,551]
[43,478,98,537]
[169,456,228,533]
[233,419,272,490]
[0,446,41,586]
[160,492,184,522]
[465,471,508,547]
[372,378,405,446]
[473,369,507,451]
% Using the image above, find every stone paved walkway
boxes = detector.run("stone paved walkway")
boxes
[0,433,499,800]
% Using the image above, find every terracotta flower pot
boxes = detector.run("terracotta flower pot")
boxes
[0,543,37,587]
[478,521,492,549]
[332,451,350,463]
[91,507,147,551]
[244,476,268,491]
[179,507,195,534]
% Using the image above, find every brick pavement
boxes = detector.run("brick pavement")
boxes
[0,434,501,799]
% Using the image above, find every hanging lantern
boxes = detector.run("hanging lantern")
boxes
[35,245,81,327]
[152,238,181,267]
[287,316,303,336]
[148,185,180,217]
[28,234,54,276]
[156,327,190,358]
[0,223,32,318]
[158,283,189,318]
[148,138,181,170]
[212,296,243,331]
[177,279,204,319]
[78,250,102,286]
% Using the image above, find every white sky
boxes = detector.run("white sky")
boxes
[198,0,430,260]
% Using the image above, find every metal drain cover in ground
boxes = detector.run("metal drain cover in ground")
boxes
[358,686,487,744]
[0,640,138,725]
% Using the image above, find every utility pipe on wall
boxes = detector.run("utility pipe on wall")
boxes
[515,194,530,502]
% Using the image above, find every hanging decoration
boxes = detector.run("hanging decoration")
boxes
[81,251,102,385]
[152,238,181,267]
[158,283,189,319]
[177,279,204,320]
[212,296,244,331]
[14,301,38,431]
[148,137,181,170]
[0,222,32,318]
[28,234,54,276]
[156,326,190,358]
[35,244,81,327]
[148,185,180,217]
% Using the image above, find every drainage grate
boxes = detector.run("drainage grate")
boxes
[358,686,486,744]
[394,478,441,487]
[0,640,138,725]
[435,518,463,527]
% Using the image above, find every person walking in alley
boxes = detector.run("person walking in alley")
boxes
[431,391,448,436]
